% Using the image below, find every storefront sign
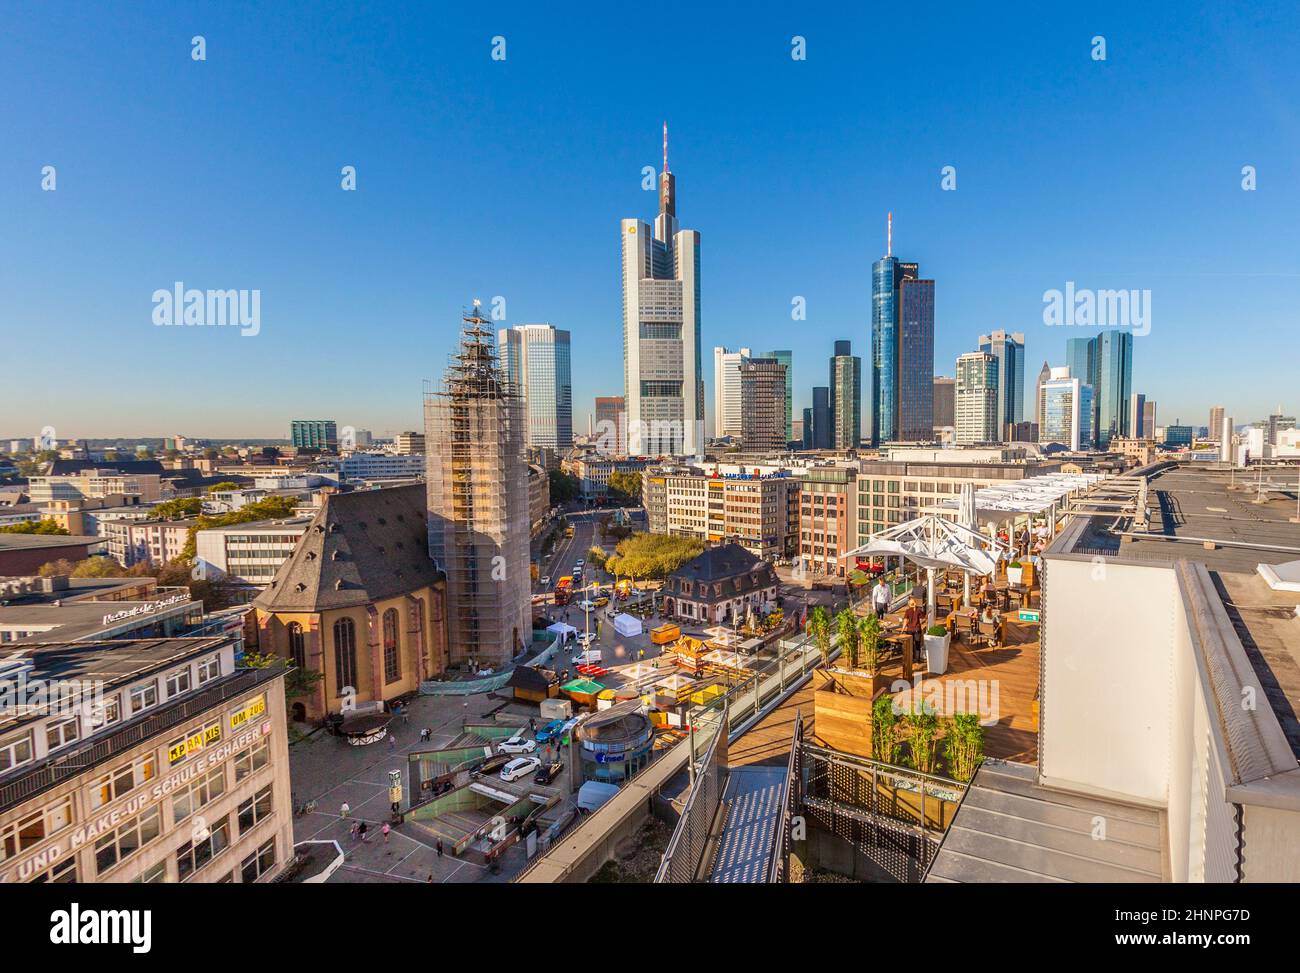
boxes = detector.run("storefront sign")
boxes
[168,722,221,764]
[229,694,266,730]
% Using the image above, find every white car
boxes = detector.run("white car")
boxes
[497,734,537,754]
[575,559,585,569]
[500,757,541,782]
[572,648,602,666]
[576,600,596,612]
[540,576,551,586]
[575,632,597,647]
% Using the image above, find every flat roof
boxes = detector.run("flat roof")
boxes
[0,534,103,550]
[0,594,199,643]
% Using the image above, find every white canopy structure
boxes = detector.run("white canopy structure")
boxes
[613,613,643,638]
[546,621,577,643]
[932,473,1107,527]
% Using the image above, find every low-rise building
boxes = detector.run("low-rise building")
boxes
[194,518,313,601]
[641,466,799,559]
[125,519,199,567]
[0,534,108,575]
[661,543,779,625]
[338,452,425,480]
[798,465,858,578]
[0,634,292,884]
[564,456,651,500]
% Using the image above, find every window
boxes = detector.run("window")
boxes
[172,765,226,825]
[0,733,34,773]
[130,683,158,713]
[287,623,306,669]
[240,838,277,883]
[167,720,221,765]
[176,815,230,881]
[132,860,167,884]
[88,695,122,731]
[234,739,270,783]
[197,655,221,685]
[94,806,162,875]
[31,857,78,883]
[165,667,191,697]
[333,618,357,694]
[237,785,273,835]
[46,716,80,751]
[91,753,157,810]
[2,798,72,862]
[382,608,401,683]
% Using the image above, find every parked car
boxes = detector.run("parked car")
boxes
[576,599,595,612]
[540,576,551,586]
[500,757,542,782]
[575,632,597,647]
[534,760,564,785]
[534,719,566,744]
[497,734,537,754]
[575,558,585,568]
[593,596,610,607]
[475,753,512,776]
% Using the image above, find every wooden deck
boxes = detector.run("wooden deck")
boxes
[729,627,1041,768]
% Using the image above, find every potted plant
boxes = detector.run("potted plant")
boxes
[807,606,832,670]
[923,623,951,675]
[857,613,888,692]
[942,713,985,782]
[871,694,902,764]
[1006,560,1024,586]
[836,607,860,670]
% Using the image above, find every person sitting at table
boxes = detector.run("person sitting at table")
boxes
[979,603,1002,647]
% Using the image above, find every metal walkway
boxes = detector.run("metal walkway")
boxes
[706,766,786,882]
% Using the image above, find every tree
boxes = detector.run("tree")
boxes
[807,605,831,669]
[603,533,705,582]
[238,651,324,705]
[548,469,580,504]
[835,607,859,669]
[152,497,203,520]
[37,556,128,579]
[0,520,71,535]
[207,481,242,493]
[587,546,608,572]
[607,471,642,503]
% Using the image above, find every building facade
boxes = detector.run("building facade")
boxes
[621,130,703,457]
[954,352,1000,444]
[830,340,862,450]
[712,346,751,440]
[764,350,794,443]
[290,420,338,453]
[641,467,799,559]
[798,465,858,578]
[661,544,779,625]
[1039,368,1095,451]
[898,276,935,441]
[194,517,312,600]
[0,634,293,884]
[593,396,626,456]
[978,330,1025,440]
[497,324,574,451]
[739,358,787,452]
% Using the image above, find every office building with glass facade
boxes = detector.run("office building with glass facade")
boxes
[764,349,794,443]
[830,340,862,450]
[955,352,1000,444]
[497,324,573,451]
[978,330,1025,440]
[898,278,935,441]
[1039,368,1094,451]
[289,419,337,452]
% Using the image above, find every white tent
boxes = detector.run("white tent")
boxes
[546,622,577,644]
[613,613,643,638]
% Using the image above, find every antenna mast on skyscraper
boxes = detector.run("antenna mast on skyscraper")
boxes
[663,120,669,173]
[887,211,893,257]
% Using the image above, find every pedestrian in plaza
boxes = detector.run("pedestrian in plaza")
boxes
[382,822,391,844]
[388,731,397,748]
[349,820,360,841]
[420,727,431,742]
[436,838,444,858]
[402,704,410,725]
[340,801,350,819]
[902,596,923,662]
[358,821,369,842]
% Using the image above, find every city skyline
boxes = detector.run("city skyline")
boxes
[4,4,1299,440]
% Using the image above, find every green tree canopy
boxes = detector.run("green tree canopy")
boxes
[152,497,204,520]
[605,533,705,581]
[607,471,642,503]
[0,520,71,535]
[548,469,580,504]
[206,481,243,493]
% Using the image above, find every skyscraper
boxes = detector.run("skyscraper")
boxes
[1130,392,1147,439]
[870,214,932,445]
[932,376,956,429]
[978,330,1025,441]
[898,277,935,441]
[955,351,999,444]
[621,124,702,457]
[764,349,794,443]
[1209,405,1225,442]
[1093,331,1134,448]
[425,305,530,667]
[497,324,573,450]
[290,419,338,452]
[739,358,787,451]
[712,346,751,439]
[830,340,862,450]
[810,386,832,449]
[1065,337,1094,387]
[1143,399,1157,438]
[1034,361,1052,432]
[1039,367,1094,451]
[593,395,625,455]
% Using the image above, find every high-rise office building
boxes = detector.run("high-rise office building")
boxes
[1130,393,1147,439]
[593,395,626,455]
[764,349,794,443]
[1040,367,1094,450]
[290,419,337,452]
[1093,331,1134,448]
[1209,406,1225,442]
[712,346,752,439]
[496,324,573,451]
[425,306,530,666]
[978,330,1025,441]
[621,125,702,457]
[1065,337,1094,387]
[870,214,933,445]
[898,277,935,441]
[830,340,862,450]
[955,351,999,444]
[1143,399,1157,438]
[1034,361,1052,436]
[739,358,787,452]
[809,386,832,449]
[932,376,955,429]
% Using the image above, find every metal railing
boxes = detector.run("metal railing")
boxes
[654,706,729,883]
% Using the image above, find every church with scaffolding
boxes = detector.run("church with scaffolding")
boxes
[424,304,532,669]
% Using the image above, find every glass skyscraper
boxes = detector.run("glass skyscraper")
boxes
[764,349,794,443]
[497,324,573,450]
[978,330,1024,440]
[871,255,902,446]
[830,340,861,450]
[1092,331,1133,449]
[898,278,935,441]
[1040,368,1094,450]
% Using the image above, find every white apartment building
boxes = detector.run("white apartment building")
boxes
[193,517,311,597]
[954,351,1000,444]
[712,346,751,439]
[338,452,425,480]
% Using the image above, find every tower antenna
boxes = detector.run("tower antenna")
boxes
[887,211,893,257]
[663,121,669,174]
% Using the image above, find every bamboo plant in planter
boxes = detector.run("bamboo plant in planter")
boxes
[871,694,902,765]
[807,606,832,670]
[923,623,951,675]
[943,713,985,782]
[857,612,888,692]
[905,701,940,774]
[836,607,860,670]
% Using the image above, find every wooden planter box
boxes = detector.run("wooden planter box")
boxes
[814,669,888,759]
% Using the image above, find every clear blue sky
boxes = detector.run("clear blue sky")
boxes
[3,0,1297,441]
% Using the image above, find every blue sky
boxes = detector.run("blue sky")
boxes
[2,1,1297,441]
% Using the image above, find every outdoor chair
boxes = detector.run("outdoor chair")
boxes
[951,612,976,644]
[977,619,999,648]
